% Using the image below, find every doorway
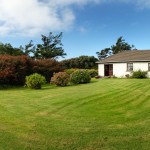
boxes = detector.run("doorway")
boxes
[104,64,113,76]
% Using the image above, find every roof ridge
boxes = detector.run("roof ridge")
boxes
[97,50,150,63]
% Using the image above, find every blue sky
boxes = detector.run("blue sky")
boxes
[0,0,150,59]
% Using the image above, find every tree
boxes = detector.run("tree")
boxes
[19,40,35,57]
[97,36,135,59]
[111,37,135,54]
[34,32,66,59]
[61,55,98,69]
[0,43,24,56]
[96,48,111,60]
[0,32,66,59]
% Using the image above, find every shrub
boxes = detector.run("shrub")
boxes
[51,72,70,86]
[125,74,130,78]
[0,55,32,85]
[25,73,46,89]
[64,68,77,75]
[95,75,102,79]
[131,70,148,79]
[61,55,98,69]
[70,70,91,84]
[65,69,98,78]
[87,69,98,78]
[0,55,62,86]
[32,59,62,82]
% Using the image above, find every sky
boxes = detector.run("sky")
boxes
[0,0,150,60]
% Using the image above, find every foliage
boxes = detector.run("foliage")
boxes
[34,32,66,59]
[70,70,91,84]
[0,55,61,86]
[19,40,35,57]
[32,59,62,82]
[64,68,77,75]
[111,37,135,54]
[61,55,98,69]
[0,32,66,60]
[0,43,24,56]
[96,36,135,59]
[96,48,111,60]
[87,69,98,78]
[25,73,46,89]
[131,70,148,79]
[125,74,130,78]
[51,72,70,86]
[0,55,32,85]
[65,68,98,78]
[95,75,102,79]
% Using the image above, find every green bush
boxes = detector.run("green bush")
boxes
[25,73,46,89]
[64,68,77,75]
[65,69,98,78]
[61,55,98,69]
[70,70,91,84]
[87,69,98,78]
[51,72,70,86]
[131,70,148,79]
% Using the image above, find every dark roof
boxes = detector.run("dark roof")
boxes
[97,50,150,64]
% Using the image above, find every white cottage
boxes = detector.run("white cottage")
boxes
[97,50,150,78]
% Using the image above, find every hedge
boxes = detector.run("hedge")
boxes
[0,55,61,85]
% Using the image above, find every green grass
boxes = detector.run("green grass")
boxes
[0,79,150,150]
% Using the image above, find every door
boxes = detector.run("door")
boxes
[104,64,113,76]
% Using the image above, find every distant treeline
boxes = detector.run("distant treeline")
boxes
[61,56,98,69]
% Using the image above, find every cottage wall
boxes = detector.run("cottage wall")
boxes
[98,64,104,76]
[98,62,150,78]
[133,62,148,71]
[133,62,150,77]
[113,63,128,77]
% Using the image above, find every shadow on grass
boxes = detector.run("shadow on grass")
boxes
[0,78,99,91]
[42,79,98,90]
[0,85,24,90]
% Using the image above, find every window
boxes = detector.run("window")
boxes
[127,63,133,71]
[148,63,150,71]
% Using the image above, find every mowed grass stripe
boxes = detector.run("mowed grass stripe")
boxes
[52,80,147,111]
[0,79,150,150]
[72,82,148,111]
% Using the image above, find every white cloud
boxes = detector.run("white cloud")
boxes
[0,0,150,37]
[0,0,100,37]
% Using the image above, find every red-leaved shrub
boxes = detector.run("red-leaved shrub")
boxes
[0,55,32,85]
[51,72,70,86]
[0,55,62,85]
[32,59,62,82]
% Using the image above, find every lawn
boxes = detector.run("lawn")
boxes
[0,79,150,150]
